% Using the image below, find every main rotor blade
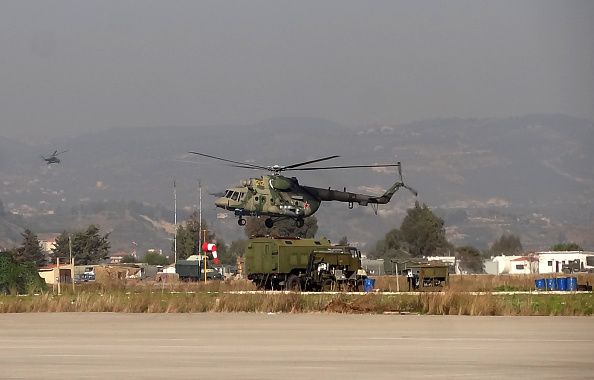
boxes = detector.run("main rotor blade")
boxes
[289,163,402,171]
[283,155,340,169]
[56,150,68,155]
[228,164,265,170]
[188,151,269,170]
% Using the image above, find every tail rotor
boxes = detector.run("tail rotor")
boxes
[397,162,418,197]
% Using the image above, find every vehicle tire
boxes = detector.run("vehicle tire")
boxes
[285,274,302,291]
[265,218,274,228]
[238,218,246,226]
[295,218,304,228]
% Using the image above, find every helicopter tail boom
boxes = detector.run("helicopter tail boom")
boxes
[303,182,406,206]
[302,162,417,206]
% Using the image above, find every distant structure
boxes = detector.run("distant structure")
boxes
[484,251,594,275]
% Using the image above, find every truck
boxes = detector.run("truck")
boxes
[175,256,223,281]
[244,236,366,291]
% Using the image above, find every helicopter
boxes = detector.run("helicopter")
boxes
[41,150,68,165]
[188,151,418,228]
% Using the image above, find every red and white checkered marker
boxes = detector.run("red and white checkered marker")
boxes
[201,242,219,265]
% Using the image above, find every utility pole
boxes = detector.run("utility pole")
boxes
[69,234,74,292]
[173,179,177,264]
[56,257,61,295]
[68,234,72,264]
[198,179,202,259]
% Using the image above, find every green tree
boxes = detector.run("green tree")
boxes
[174,212,216,260]
[222,239,247,266]
[12,229,45,267]
[0,252,46,295]
[370,228,411,261]
[455,246,484,274]
[120,254,138,263]
[370,202,450,261]
[244,216,318,239]
[489,233,523,256]
[550,242,583,251]
[399,202,449,257]
[143,251,170,266]
[70,225,111,265]
[50,231,71,263]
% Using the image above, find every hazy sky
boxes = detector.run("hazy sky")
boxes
[1,1,592,139]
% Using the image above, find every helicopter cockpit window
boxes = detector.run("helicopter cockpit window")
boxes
[231,192,240,201]
[225,190,233,198]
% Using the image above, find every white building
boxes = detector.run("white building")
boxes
[537,251,594,274]
[509,256,537,274]
[485,251,594,275]
[487,255,538,274]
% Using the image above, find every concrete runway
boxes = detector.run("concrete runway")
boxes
[0,313,592,379]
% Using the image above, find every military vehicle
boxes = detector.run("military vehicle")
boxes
[188,151,417,227]
[244,236,366,291]
[41,149,68,165]
[175,257,223,281]
[398,262,449,291]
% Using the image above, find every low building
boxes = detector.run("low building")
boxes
[537,251,594,273]
[38,263,74,285]
[509,256,537,274]
[485,251,594,275]
[488,255,527,274]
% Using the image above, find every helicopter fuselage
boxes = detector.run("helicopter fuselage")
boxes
[44,157,60,164]
[215,175,320,219]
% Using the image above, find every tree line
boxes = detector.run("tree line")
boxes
[368,201,584,273]
[2,204,585,281]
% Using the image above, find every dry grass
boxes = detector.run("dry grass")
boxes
[1,290,592,316]
[1,275,592,315]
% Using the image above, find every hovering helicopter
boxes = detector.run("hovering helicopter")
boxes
[41,149,68,165]
[188,152,417,228]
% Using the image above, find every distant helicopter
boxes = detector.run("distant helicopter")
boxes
[41,150,68,165]
[188,151,418,227]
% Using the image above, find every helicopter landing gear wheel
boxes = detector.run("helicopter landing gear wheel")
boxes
[295,218,304,228]
[238,217,246,226]
[264,218,274,228]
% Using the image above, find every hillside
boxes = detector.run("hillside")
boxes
[1,114,593,252]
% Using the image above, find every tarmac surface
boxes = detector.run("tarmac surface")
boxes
[0,313,592,379]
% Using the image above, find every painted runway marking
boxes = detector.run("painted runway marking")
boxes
[368,337,593,342]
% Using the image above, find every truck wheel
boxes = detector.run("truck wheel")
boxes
[295,218,304,228]
[265,218,274,228]
[285,275,301,291]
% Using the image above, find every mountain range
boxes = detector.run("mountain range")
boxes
[1,114,593,254]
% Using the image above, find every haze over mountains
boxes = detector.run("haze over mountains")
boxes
[1,114,593,254]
